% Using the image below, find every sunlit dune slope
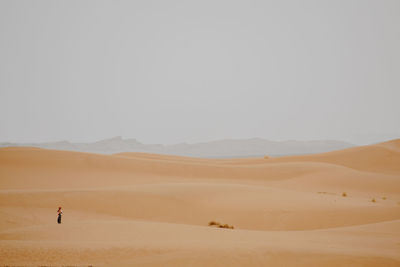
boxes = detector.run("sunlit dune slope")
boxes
[269,139,400,174]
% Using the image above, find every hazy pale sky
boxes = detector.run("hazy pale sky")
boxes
[0,0,399,145]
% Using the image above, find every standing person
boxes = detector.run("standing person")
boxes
[57,207,63,224]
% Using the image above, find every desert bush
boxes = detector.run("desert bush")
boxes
[342,192,347,197]
[218,224,234,229]
[371,198,376,203]
[208,221,220,226]
[209,221,234,229]
[382,196,387,200]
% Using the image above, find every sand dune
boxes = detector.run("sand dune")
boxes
[1,140,399,266]
[268,139,400,174]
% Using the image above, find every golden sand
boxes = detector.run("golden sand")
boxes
[1,140,399,266]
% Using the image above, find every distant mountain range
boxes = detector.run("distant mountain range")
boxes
[0,137,354,158]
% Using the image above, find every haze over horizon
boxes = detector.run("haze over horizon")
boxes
[0,135,398,147]
[1,0,399,145]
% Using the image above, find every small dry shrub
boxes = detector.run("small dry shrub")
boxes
[208,221,220,226]
[219,224,234,229]
[371,198,376,203]
[208,221,234,229]
[382,196,387,200]
[342,192,347,197]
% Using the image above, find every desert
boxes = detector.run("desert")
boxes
[1,139,399,266]
[2,1,399,266]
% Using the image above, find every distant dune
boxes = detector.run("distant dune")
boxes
[0,140,399,266]
[0,136,354,157]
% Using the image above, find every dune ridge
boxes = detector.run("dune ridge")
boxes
[0,140,399,266]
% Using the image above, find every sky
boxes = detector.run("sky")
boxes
[0,0,399,145]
